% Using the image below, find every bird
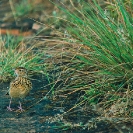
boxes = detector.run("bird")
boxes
[7,67,32,112]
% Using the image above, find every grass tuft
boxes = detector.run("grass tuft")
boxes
[56,0,133,117]
[0,34,45,81]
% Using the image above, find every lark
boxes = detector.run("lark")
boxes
[7,67,32,112]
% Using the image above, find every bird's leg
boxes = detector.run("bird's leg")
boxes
[17,101,24,112]
[7,98,14,111]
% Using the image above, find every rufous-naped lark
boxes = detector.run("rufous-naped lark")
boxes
[7,67,32,112]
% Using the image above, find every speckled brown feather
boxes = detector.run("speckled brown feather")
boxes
[9,77,32,99]
[9,68,32,99]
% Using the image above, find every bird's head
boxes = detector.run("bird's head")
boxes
[14,67,27,77]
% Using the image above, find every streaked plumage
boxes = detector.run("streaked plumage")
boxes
[7,67,32,112]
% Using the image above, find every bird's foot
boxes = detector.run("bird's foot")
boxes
[7,106,14,111]
[16,106,25,112]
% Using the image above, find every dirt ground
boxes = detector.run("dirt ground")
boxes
[0,73,121,133]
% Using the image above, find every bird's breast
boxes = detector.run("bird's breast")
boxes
[9,77,32,99]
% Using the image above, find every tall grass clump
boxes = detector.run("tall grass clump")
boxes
[59,0,133,117]
[0,34,45,81]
